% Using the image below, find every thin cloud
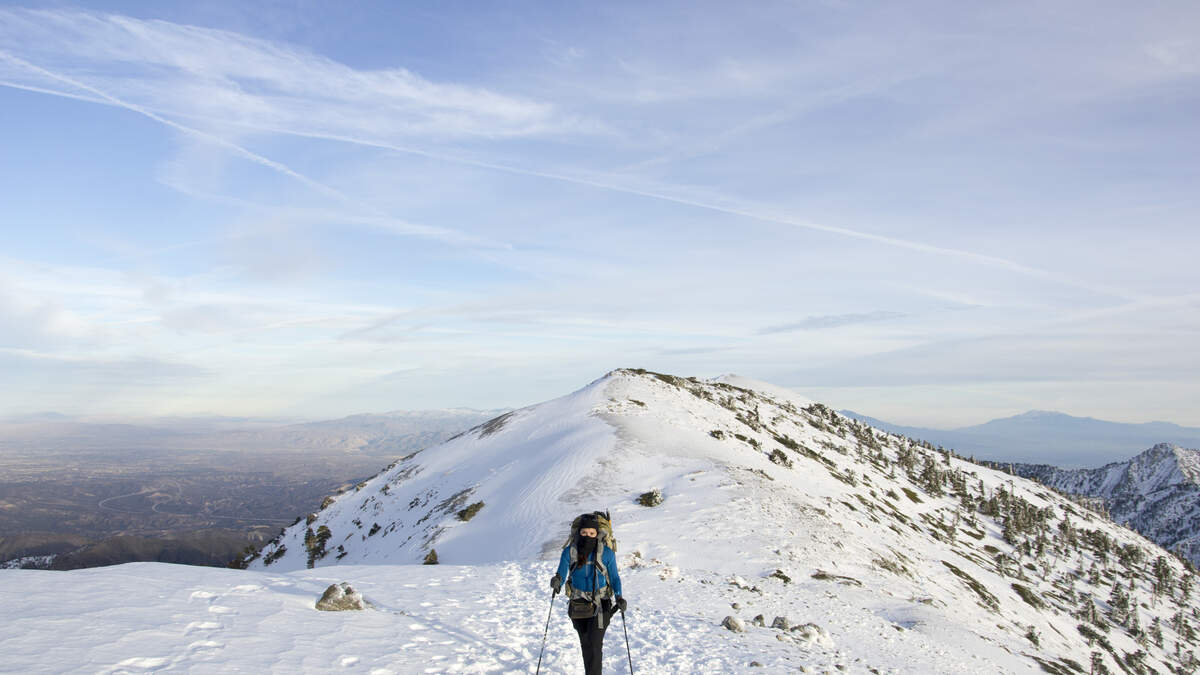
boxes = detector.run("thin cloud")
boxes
[777,331,1200,388]
[0,51,508,252]
[0,9,1151,304]
[192,119,1150,304]
[0,347,209,381]
[0,8,578,139]
[758,311,906,335]
[0,51,354,205]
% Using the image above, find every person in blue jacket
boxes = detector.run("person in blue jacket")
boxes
[550,513,626,675]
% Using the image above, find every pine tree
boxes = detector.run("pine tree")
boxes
[1130,608,1144,645]
[1078,596,1099,625]
[1154,556,1175,598]
[920,455,944,496]
[1108,584,1130,627]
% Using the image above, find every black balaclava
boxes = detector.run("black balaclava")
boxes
[576,533,598,560]
[576,515,600,560]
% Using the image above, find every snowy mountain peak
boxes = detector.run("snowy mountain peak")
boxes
[1133,441,1192,463]
[1125,442,1200,492]
[1015,409,1071,419]
[1010,441,1200,566]
[230,369,1200,673]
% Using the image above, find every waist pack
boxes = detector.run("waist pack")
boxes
[568,598,596,620]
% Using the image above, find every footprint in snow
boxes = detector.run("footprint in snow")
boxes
[105,656,169,672]
[188,591,218,601]
[184,621,221,634]
[339,655,360,667]
[187,640,224,653]
[207,605,235,615]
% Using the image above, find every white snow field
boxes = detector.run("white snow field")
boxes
[3,369,1198,673]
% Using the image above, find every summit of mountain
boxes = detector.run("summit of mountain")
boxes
[233,367,1200,673]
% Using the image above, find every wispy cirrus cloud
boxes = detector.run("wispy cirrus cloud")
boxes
[0,37,515,253]
[0,8,582,140]
[758,311,906,335]
[0,6,1157,309]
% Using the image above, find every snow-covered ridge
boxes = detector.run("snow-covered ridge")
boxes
[235,368,1200,673]
[8,369,1200,673]
[1010,442,1200,565]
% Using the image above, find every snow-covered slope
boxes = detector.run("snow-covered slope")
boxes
[5,369,1199,673]
[1010,443,1200,566]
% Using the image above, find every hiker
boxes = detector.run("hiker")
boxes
[550,512,626,675]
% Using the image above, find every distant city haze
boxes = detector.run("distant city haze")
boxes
[1,3,1197,427]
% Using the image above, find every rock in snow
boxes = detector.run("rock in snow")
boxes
[315,582,366,611]
[722,615,747,633]
[791,622,835,648]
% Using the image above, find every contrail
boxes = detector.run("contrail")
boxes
[196,124,1147,303]
[0,50,355,206]
[0,78,108,106]
[0,51,506,251]
[0,50,1145,302]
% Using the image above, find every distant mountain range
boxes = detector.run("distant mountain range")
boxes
[840,409,1200,467]
[0,409,505,455]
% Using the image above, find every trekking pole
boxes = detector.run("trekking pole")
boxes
[621,607,634,674]
[535,588,557,675]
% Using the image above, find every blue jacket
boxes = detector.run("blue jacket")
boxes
[557,545,622,597]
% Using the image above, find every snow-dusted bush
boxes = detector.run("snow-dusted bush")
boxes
[636,489,664,507]
[457,501,485,521]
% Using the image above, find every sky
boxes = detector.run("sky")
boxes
[0,1,1198,427]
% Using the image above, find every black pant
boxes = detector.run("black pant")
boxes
[571,600,614,675]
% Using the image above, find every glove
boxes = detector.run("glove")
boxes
[550,574,562,594]
[615,596,627,613]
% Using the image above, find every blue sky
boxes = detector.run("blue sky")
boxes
[1,1,1198,427]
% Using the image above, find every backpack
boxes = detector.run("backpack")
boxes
[562,510,617,555]
[562,511,617,624]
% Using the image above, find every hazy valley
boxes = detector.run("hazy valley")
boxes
[0,409,500,569]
